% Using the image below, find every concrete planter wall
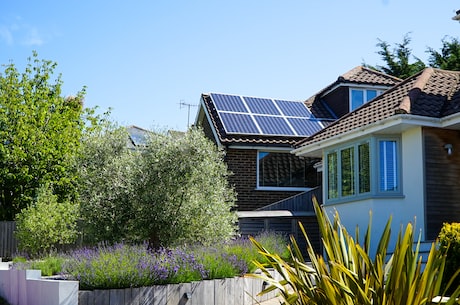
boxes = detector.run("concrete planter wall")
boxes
[0,268,280,305]
[0,269,79,305]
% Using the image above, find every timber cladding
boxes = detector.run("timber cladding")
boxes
[225,148,302,211]
[423,127,460,240]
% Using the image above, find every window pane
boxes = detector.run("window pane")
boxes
[341,147,355,196]
[379,140,398,191]
[367,90,377,101]
[351,89,364,110]
[258,151,317,188]
[327,152,338,199]
[358,143,370,193]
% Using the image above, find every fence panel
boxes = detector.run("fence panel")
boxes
[0,221,17,258]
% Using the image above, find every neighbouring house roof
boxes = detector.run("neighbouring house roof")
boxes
[126,125,151,149]
[199,93,325,147]
[306,66,402,120]
[295,68,460,152]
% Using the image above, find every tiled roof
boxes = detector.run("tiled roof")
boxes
[200,93,306,146]
[306,66,402,120]
[296,68,460,148]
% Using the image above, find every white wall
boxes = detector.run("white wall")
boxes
[324,127,426,256]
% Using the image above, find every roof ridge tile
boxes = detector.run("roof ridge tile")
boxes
[397,68,434,114]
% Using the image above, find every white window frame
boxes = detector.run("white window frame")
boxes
[324,136,402,204]
[349,88,385,111]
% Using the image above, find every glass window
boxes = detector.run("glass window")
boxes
[327,152,338,199]
[379,140,398,192]
[341,147,355,197]
[367,90,377,101]
[325,138,398,202]
[258,151,318,189]
[350,89,382,111]
[358,143,370,193]
[351,89,364,111]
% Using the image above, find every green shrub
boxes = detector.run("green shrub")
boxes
[15,184,80,257]
[438,222,460,294]
[249,198,460,305]
[13,255,64,276]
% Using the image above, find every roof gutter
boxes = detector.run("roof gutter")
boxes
[292,114,442,157]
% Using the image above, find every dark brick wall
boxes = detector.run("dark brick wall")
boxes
[225,149,303,211]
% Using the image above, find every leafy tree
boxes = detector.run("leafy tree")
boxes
[133,127,237,247]
[427,36,460,71]
[0,52,86,220]
[77,116,136,244]
[366,34,426,79]
[15,183,79,257]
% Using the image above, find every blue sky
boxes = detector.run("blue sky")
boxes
[1,1,459,131]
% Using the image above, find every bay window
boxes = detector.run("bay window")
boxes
[325,137,400,202]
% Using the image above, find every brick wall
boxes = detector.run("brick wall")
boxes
[225,149,302,211]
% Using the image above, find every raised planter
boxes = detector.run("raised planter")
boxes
[0,268,280,305]
[78,272,280,305]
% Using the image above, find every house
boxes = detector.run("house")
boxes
[194,66,400,252]
[126,125,150,149]
[293,67,460,254]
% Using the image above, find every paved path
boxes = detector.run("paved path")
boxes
[259,295,283,305]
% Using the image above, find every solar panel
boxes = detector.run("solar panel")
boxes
[209,93,324,137]
[275,99,312,117]
[211,93,247,113]
[288,118,323,136]
[243,97,280,115]
[255,116,292,135]
[220,113,259,134]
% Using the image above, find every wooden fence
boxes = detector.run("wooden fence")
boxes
[0,221,17,258]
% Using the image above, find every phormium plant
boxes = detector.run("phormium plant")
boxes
[249,197,460,305]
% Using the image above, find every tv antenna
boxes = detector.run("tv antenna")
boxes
[179,100,198,128]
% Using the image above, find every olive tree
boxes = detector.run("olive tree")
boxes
[77,117,137,244]
[133,128,237,247]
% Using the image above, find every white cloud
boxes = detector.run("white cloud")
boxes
[0,26,13,45]
[0,16,46,47]
[22,26,44,46]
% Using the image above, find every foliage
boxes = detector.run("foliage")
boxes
[62,243,207,289]
[14,184,79,257]
[249,198,460,305]
[438,222,460,294]
[0,296,10,305]
[77,125,237,247]
[132,127,237,247]
[13,255,65,276]
[48,232,286,289]
[221,231,290,273]
[77,117,137,244]
[427,36,460,71]
[365,34,426,79]
[0,52,87,220]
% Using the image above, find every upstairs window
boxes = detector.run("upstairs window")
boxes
[257,151,318,190]
[350,89,383,111]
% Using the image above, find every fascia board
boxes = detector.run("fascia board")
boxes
[198,97,223,148]
[292,114,442,157]
[440,112,460,128]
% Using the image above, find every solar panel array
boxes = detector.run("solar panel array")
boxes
[210,93,324,137]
